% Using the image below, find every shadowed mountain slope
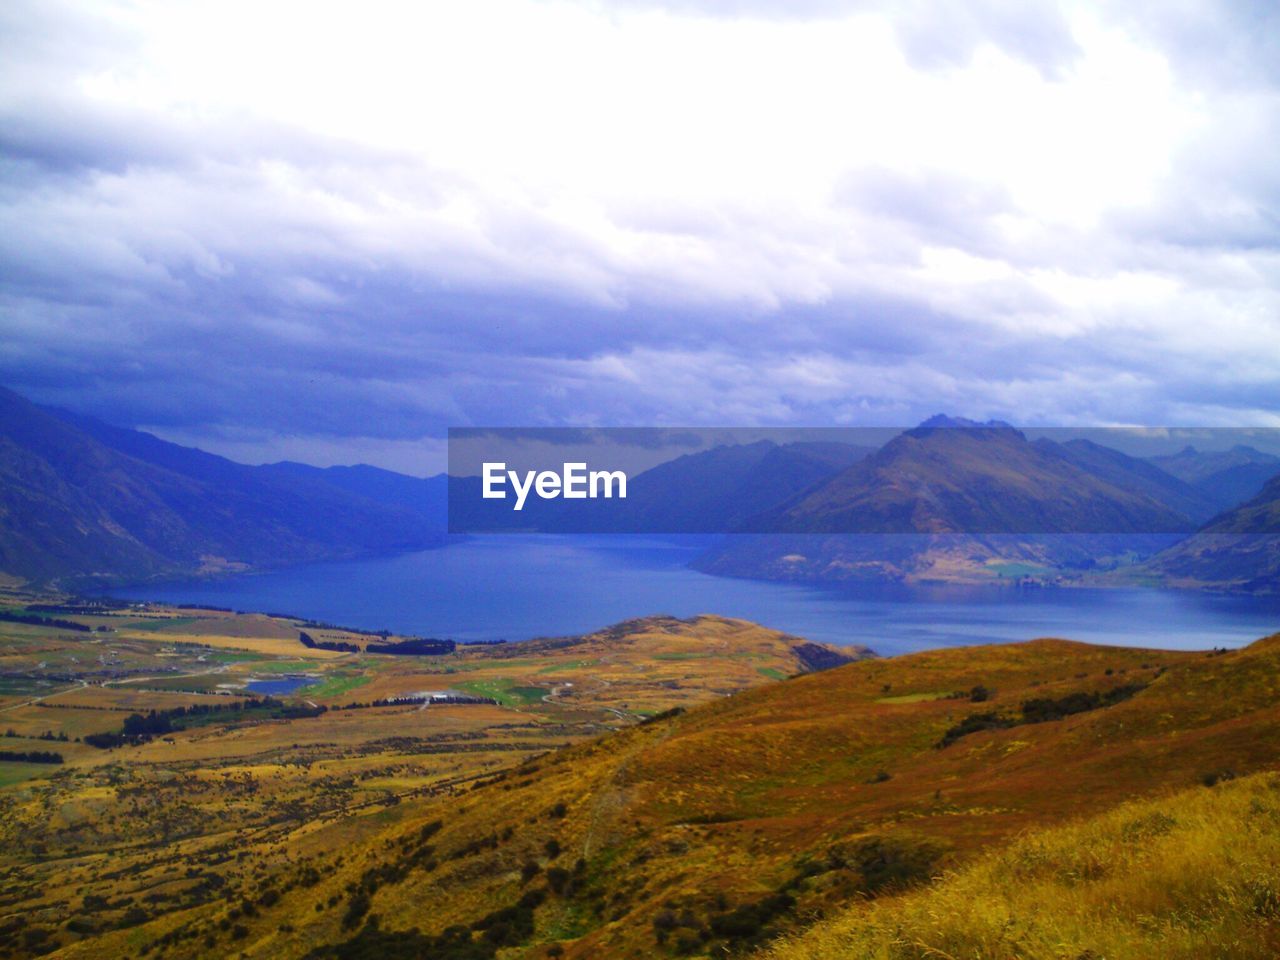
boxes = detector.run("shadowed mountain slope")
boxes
[262,461,446,524]
[1149,444,1280,514]
[750,421,1196,535]
[1141,472,1280,592]
[695,420,1201,584]
[0,385,442,585]
[1047,437,1219,524]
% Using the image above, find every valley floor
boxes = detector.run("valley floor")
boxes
[0,591,851,958]
[0,587,1278,959]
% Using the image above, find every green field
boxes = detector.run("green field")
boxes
[243,659,315,674]
[207,651,267,664]
[300,671,372,699]
[0,677,47,696]
[454,677,549,706]
[989,561,1052,578]
[537,661,591,674]
[0,762,58,787]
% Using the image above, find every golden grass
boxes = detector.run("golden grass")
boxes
[43,684,251,711]
[0,605,847,958]
[765,771,1280,960]
[9,589,1277,960]
[115,628,352,658]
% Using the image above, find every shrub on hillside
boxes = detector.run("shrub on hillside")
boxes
[847,834,942,893]
[936,711,1014,748]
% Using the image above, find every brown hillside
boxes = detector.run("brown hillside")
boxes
[57,631,1280,959]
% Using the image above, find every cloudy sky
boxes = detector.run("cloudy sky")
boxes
[2,0,1278,473]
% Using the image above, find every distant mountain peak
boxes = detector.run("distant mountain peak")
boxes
[1230,444,1275,458]
[916,415,1015,430]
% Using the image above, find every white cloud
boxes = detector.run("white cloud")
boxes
[1,0,1278,467]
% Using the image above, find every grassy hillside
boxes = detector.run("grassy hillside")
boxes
[46,628,1280,959]
[766,770,1280,960]
[4,590,1279,959]
[0,599,856,958]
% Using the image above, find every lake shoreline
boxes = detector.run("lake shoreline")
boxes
[93,537,1280,657]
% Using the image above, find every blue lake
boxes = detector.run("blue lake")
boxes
[109,537,1280,657]
[244,677,314,696]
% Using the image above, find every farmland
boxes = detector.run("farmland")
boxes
[0,588,856,958]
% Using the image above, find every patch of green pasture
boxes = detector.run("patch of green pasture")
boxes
[536,661,591,674]
[453,678,547,707]
[0,763,58,787]
[206,651,261,664]
[238,659,316,674]
[987,562,1051,578]
[303,672,372,699]
[0,678,49,696]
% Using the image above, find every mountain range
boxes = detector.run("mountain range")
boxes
[692,418,1279,586]
[1138,472,1280,591]
[3,385,1278,591]
[742,419,1209,535]
[1150,443,1280,511]
[0,386,445,586]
